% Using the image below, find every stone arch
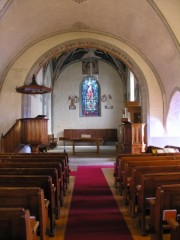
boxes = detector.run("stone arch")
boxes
[0,31,164,142]
[28,38,150,124]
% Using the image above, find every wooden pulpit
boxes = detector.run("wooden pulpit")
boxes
[120,122,146,154]
[20,116,48,152]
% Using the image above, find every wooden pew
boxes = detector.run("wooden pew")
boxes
[123,160,180,206]
[129,164,180,217]
[117,155,180,194]
[167,218,180,240]
[20,152,70,183]
[114,152,180,178]
[0,161,64,204]
[63,128,118,143]
[0,208,39,240]
[0,187,49,240]
[114,153,153,187]
[115,152,180,180]
[1,152,70,184]
[0,175,56,237]
[149,184,180,240]
[1,154,69,192]
[0,167,60,219]
[136,172,180,236]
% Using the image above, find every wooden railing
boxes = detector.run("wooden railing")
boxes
[1,118,48,153]
[1,120,21,153]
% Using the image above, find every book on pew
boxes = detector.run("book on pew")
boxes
[163,209,177,221]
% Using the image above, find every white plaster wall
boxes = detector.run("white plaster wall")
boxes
[53,61,123,140]
[0,32,164,144]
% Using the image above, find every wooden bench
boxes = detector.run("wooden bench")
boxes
[137,172,180,236]
[128,164,180,217]
[0,152,69,169]
[0,208,39,240]
[167,218,180,240]
[117,155,180,194]
[0,161,64,204]
[0,187,49,240]
[114,153,161,181]
[114,153,152,187]
[149,184,180,240]
[0,154,68,195]
[114,152,180,187]
[0,167,60,219]
[122,160,180,206]
[63,128,118,143]
[0,175,56,236]
[7,152,69,187]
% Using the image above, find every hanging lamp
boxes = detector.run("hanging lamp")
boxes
[16,74,52,94]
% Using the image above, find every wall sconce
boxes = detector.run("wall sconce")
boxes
[68,95,79,110]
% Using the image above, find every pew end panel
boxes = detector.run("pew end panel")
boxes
[0,175,56,237]
[137,172,180,236]
[0,186,49,240]
[149,184,180,240]
[0,208,39,240]
[167,218,180,240]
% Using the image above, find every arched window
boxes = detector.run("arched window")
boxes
[80,75,100,117]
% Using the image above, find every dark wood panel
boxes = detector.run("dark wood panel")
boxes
[64,129,118,142]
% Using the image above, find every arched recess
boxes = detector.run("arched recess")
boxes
[166,89,180,137]
[0,31,165,143]
[29,38,150,129]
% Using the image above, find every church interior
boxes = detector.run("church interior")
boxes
[0,0,180,240]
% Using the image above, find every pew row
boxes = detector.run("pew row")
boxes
[137,172,180,236]
[149,184,180,240]
[117,155,180,194]
[114,153,153,187]
[167,218,180,240]
[0,167,61,218]
[0,175,56,236]
[0,187,49,240]
[0,153,69,192]
[122,160,180,206]
[114,152,180,188]
[128,164,180,217]
[0,208,39,240]
[0,161,64,206]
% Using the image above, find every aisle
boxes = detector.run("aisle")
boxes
[64,165,133,240]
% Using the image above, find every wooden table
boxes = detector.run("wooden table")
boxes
[69,138,103,155]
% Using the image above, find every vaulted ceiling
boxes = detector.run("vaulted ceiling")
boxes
[0,0,180,105]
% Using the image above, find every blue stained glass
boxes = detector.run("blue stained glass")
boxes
[81,76,100,116]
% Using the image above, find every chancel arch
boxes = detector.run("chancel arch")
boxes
[0,31,164,145]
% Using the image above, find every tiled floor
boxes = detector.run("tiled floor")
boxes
[52,145,116,170]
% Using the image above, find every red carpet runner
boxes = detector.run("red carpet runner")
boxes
[65,165,133,240]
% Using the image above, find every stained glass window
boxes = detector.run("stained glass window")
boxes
[81,75,100,117]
